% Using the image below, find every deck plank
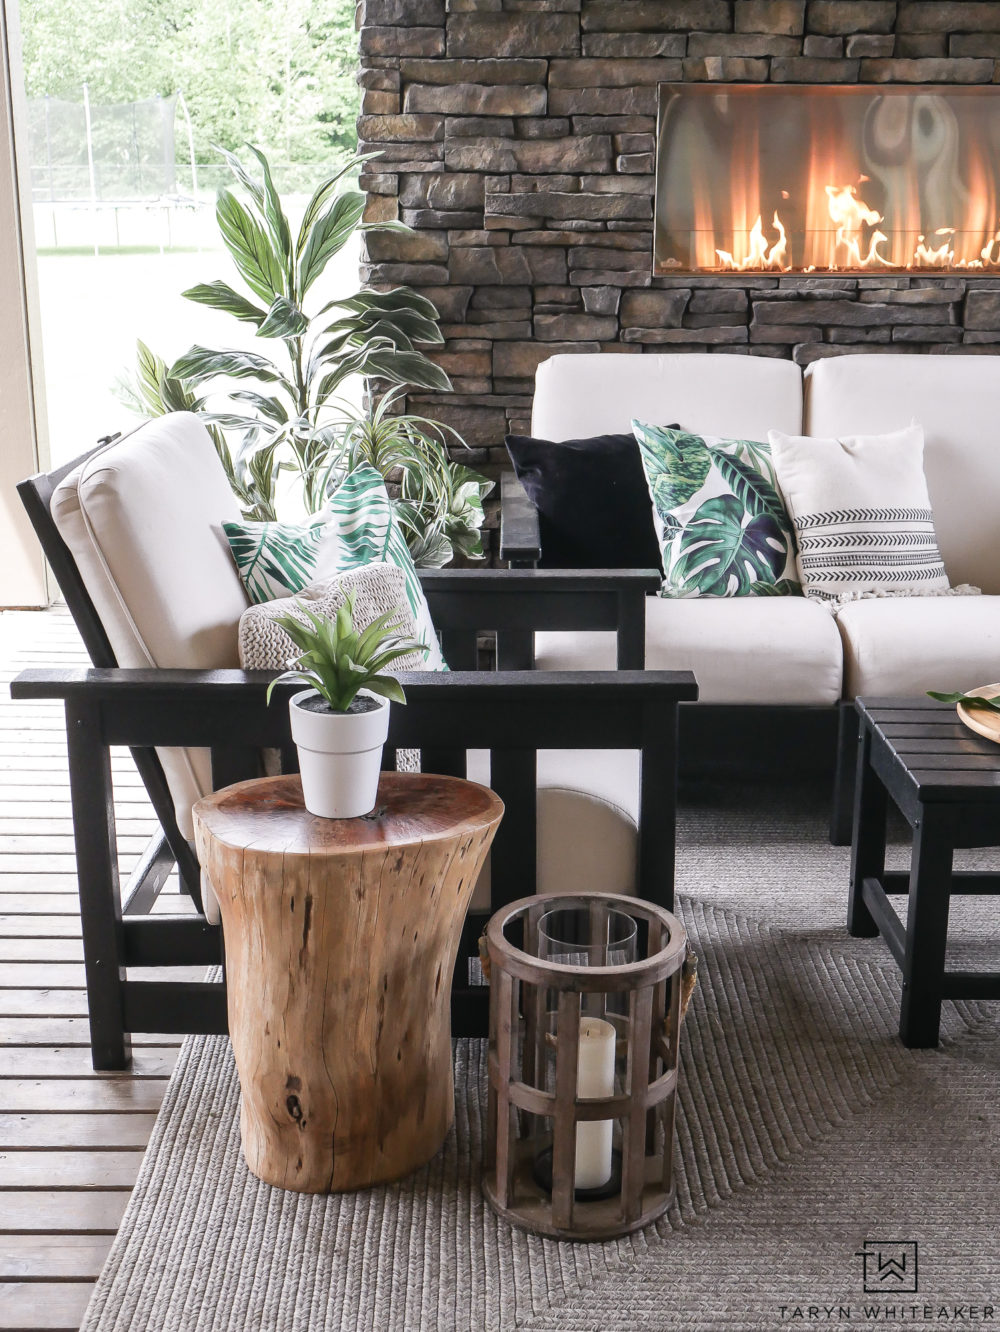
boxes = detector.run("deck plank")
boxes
[0,1048,177,1079]
[0,1113,158,1150]
[1,1190,129,1233]
[0,1235,113,1281]
[0,1281,94,1331]
[0,1149,145,1189]
[0,610,176,1328]
[0,1080,167,1113]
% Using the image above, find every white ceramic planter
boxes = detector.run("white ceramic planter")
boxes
[288,688,390,819]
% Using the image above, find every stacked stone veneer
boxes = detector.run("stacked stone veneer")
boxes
[356,0,1000,560]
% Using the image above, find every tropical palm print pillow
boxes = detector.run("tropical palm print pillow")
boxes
[223,464,447,670]
[632,421,801,599]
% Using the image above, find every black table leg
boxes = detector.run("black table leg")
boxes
[847,722,886,938]
[899,806,954,1048]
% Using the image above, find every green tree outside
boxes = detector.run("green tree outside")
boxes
[19,0,361,174]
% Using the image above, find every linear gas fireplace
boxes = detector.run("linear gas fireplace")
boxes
[654,84,1000,276]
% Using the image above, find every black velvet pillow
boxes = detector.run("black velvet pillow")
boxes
[504,431,676,570]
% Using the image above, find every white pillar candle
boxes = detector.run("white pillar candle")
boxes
[574,1016,616,1189]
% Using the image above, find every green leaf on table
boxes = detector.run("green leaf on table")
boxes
[927,690,1000,713]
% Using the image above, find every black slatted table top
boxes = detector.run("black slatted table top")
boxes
[858,697,1000,803]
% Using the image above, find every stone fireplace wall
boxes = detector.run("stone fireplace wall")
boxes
[356,0,1000,559]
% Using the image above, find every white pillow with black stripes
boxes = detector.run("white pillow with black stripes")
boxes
[768,422,950,605]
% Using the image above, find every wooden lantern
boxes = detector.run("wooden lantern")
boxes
[482,892,691,1241]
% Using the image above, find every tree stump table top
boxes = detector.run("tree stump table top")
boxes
[196,770,503,855]
[193,772,504,1193]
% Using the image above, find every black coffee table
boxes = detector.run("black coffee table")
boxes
[848,696,1000,1048]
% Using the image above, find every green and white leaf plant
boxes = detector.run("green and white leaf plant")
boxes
[126,145,491,563]
[266,593,428,819]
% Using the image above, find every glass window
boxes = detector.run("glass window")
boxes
[15,0,360,466]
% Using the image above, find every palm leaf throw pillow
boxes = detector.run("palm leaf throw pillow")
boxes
[632,421,801,599]
[223,464,447,670]
[222,513,334,604]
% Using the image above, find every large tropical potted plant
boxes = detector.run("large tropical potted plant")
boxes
[127,145,491,560]
[266,594,427,819]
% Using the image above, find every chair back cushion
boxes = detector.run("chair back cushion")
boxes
[805,355,1000,593]
[531,353,803,442]
[51,413,249,858]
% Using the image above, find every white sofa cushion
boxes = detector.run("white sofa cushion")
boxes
[532,353,803,442]
[805,355,1000,593]
[51,414,249,922]
[836,596,1000,699]
[535,596,843,705]
[768,422,949,603]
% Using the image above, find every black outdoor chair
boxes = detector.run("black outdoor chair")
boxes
[14,436,689,1069]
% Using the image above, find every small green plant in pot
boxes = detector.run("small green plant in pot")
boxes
[266,594,427,818]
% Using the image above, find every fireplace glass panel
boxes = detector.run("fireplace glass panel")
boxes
[654,84,1000,274]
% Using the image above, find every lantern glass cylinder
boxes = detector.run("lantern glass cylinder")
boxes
[536,907,637,1192]
[484,893,689,1242]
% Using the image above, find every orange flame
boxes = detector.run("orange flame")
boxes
[824,184,893,268]
[716,212,787,271]
[696,111,1000,272]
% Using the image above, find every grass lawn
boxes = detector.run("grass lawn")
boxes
[32,203,362,469]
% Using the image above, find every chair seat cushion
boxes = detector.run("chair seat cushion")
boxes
[535,596,843,705]
[836,595,1000,698]
[51,413,249,871]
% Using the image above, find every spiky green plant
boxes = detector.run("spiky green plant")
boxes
[265,593,428,712]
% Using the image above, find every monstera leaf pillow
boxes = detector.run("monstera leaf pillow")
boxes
[223,464,447,670]
[632,421,801,598]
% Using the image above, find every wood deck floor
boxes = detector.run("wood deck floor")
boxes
[0,609,182,1332]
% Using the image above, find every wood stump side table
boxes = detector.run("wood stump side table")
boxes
[193,772,503,1194]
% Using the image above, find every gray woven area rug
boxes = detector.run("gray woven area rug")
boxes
[83,784,1000,1332]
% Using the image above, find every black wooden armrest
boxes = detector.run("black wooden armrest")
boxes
[499,472,542,566]
[418,568,660,594]
[418,568,660,671]
[10,668,698,746]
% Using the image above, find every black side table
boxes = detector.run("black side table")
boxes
[848,696,1000,1048]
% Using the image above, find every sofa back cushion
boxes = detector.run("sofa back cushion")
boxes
[50,412,249,845]
[532,353,803,442]
[805,355,1000,593]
